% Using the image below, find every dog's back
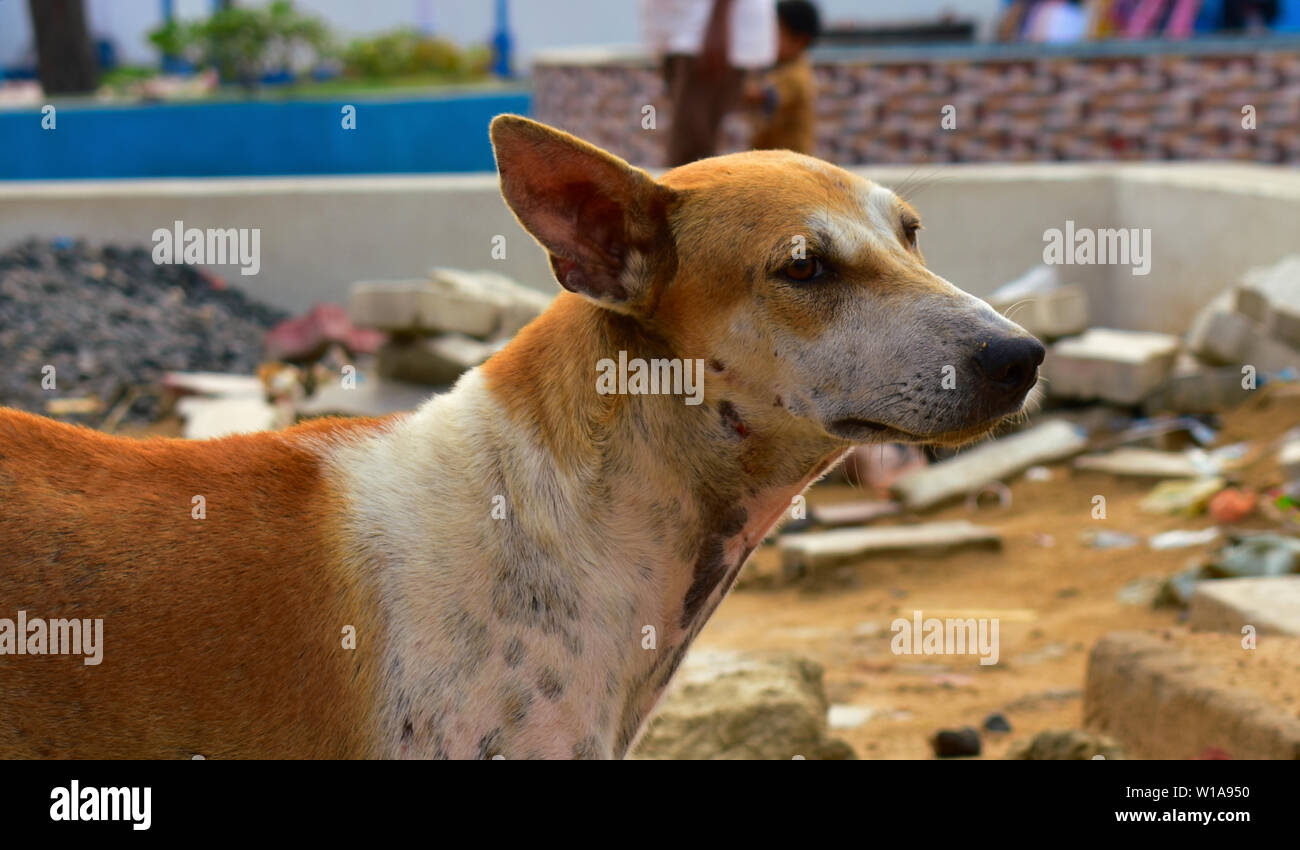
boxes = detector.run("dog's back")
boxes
[0,409,391,758]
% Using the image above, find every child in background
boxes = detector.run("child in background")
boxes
[747,0,821,155]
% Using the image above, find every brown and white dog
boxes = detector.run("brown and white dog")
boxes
[0,116,1042,759]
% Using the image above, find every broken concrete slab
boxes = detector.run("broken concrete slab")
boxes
[1187,305,1300,375]
[351,271,554,339]
[1237,255,1300,349]
[1190,576,1300,636]
[431,268,555,338]
[377,333,499,386]
[1142,359,1254,415]
[892,420,1087,510]
[176,395,276,440]
[630,649,856,760]
[349,279,500,338]
[1085,630,1300,759]
[1042,328,1180,405]
[986,266,1089,340]
[779,520,1001,576]
[809,500,901,527]
[1074,447,1244,478]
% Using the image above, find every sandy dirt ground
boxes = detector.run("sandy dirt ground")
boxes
[695,388,1300,759]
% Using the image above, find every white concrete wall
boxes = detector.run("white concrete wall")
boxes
[3,161,1297,334]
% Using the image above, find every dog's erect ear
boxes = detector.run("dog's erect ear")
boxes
[491,115,678,314]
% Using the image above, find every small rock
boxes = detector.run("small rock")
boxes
[1008,729,1127,760]
[931,726,981,758]
[983,713,1012,733]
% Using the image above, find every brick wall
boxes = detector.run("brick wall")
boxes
[532,39,1300,168]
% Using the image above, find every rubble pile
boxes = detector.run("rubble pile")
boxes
[0,238,286,425]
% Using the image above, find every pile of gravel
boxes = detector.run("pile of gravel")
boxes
[0,238,288,424]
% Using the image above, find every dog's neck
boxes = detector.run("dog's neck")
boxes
[476,294,847,755]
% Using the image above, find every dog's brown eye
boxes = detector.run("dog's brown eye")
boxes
[903,224,919,249]
[784,257,824,282]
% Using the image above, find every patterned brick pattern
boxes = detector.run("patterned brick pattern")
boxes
[533,45,1300,168]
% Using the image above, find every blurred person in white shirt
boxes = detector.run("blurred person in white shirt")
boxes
[642,0,777,165]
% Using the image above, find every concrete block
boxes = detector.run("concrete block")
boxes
[1084,630,1300,759]
[779,520,1000,576]
[1237,255,1300,349]
[1042,328,1179,405]
[1190,576,1300,636]
[1141,357,1253,415]
[987,277,1089,340]
[350,279,500,337]
[892,420,1088,510]
[1188,304,1300,375]
[429,267,555,337]
[377,333,498,386]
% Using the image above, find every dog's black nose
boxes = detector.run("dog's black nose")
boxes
[973,335,1045,399]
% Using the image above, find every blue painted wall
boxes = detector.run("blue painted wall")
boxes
[0,90,531,179]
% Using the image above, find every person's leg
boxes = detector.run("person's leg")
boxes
[665,56,744,166]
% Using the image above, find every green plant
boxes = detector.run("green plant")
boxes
[341,29,490,81]
[148,1,332,89]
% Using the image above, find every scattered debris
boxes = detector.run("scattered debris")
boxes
[1080,529,1140,550]
[264,303,383,362]
[1208,533,1300,578]
[1138,477,1225,517]
[892,421,1087,510]
[1149,527,1221,550]
[1208,487,1257,524]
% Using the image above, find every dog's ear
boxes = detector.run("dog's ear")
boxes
[491,115,677,314]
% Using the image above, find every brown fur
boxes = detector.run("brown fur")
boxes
[0,410,393,758]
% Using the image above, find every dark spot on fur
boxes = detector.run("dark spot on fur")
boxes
[503,686,533,727]
[477,728,504,760]
[562,630,584,657]
[537,667,565,701]
[572,736,602,760]
[503,636,527,668]
[707,358,725,373]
